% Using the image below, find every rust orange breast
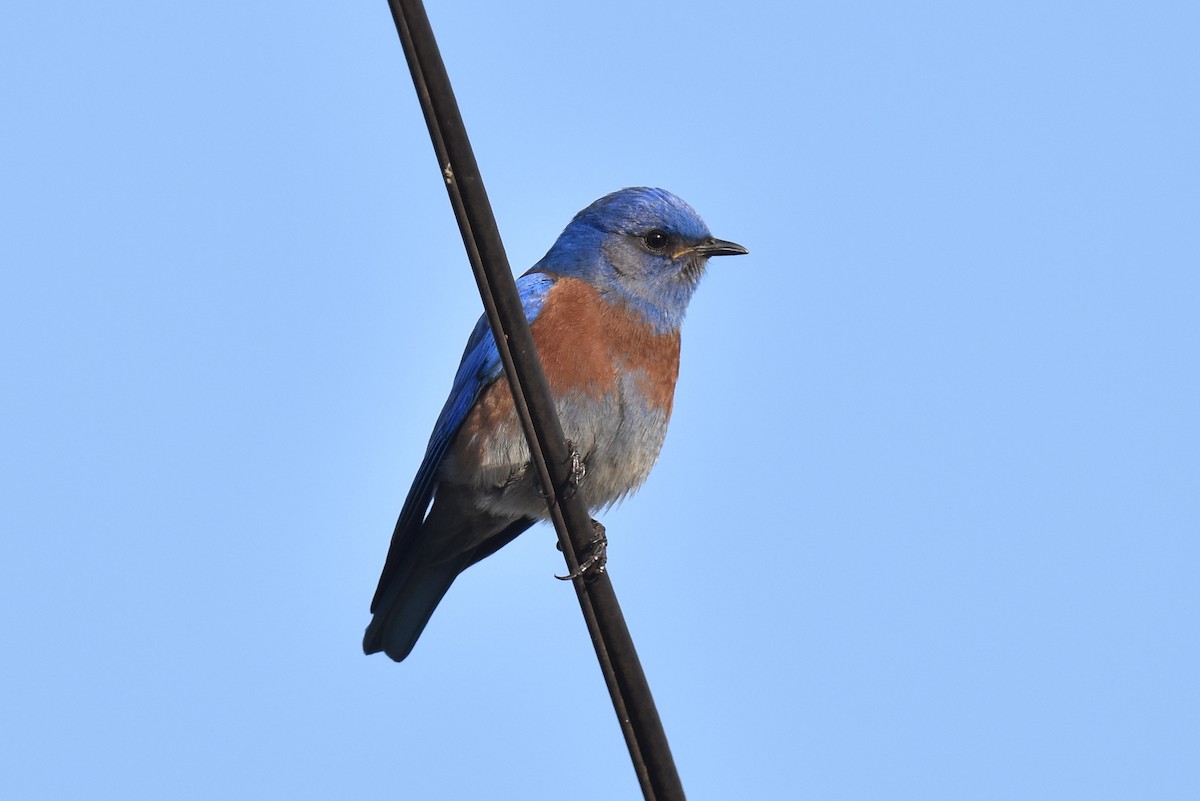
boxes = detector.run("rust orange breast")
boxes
[450,276,681,471]
[530,277,681,409]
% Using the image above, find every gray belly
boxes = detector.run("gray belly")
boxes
[451,378,672,522]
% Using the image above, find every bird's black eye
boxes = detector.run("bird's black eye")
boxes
[643,230,669,253]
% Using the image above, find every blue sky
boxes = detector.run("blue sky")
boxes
[3,2,1197,798]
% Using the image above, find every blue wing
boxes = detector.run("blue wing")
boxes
[368,272,556,613]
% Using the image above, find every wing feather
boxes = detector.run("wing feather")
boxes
[368,272,556,612]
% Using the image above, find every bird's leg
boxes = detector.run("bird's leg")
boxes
[534,443,586,500]
[561,440,587,499]
[555,519,608,582]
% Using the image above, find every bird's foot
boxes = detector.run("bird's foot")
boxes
[562,441,587,499]
[555,519,608,582]
[533,443,586,500]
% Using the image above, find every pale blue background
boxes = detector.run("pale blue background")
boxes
[3,2,1197,799]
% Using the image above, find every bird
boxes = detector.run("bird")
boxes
[364,187,747,661]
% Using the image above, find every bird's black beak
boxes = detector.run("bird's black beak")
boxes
[689,237,749,258]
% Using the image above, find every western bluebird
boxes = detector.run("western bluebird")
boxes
[364,187,747,661]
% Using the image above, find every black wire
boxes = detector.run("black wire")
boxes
[385,2,685,799]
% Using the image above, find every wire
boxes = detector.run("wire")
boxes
[384,2,685,799]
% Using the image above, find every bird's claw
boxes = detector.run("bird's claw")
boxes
[555,520,608,582]
[534,443,586,500]
[562,441,587,499]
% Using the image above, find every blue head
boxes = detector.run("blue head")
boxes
[531,187,748,333]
